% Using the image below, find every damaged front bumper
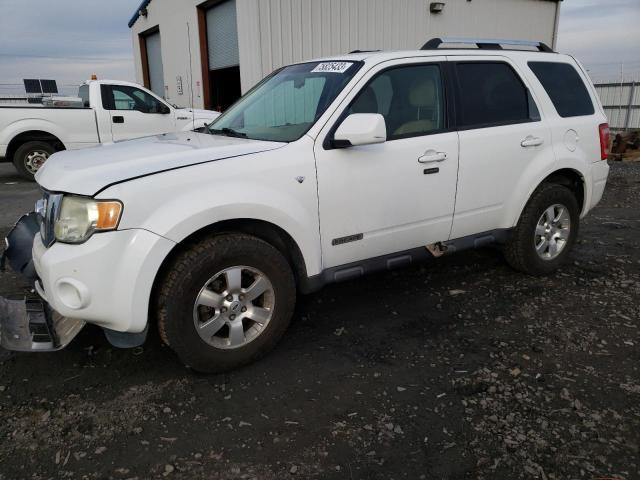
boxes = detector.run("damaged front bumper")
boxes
[0,212,85,352]
[0,296,85,351]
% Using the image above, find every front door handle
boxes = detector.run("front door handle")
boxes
[521,135,543,147]
[418,150,447,163]
[112,116,124,124]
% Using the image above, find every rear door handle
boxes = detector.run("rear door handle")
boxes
[521,135,543,147]
[418,150,447,163]
[112,116,124,124]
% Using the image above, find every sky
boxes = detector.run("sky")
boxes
[0,0,639,95]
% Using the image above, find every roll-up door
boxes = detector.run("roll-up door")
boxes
[205,0,241,111]
[145,31,165,98]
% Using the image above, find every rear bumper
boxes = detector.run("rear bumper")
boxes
[587,160,610,213]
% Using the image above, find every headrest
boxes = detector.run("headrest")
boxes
[408,78,436,108]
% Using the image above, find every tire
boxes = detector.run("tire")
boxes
[156,233,296,373]
[504,183,580,276]
[12,141,55,181]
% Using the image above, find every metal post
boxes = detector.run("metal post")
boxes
[624,81,636,131]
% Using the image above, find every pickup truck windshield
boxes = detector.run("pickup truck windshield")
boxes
[207,61,361,142]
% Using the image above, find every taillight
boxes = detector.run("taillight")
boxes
[598,123,610,161]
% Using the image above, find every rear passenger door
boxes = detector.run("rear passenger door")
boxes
[449,57,554,239]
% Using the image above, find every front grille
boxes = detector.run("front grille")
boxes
[36,191,63,248]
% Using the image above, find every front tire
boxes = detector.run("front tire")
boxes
[13,141,55,181]
[504,183,580,276]
[156,234,296,373]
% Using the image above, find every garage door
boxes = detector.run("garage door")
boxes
[145,31,165,98]
[205,0,241,111]
[206,0,239,71]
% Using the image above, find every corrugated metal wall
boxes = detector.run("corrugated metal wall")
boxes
[236,0,559,92]
[595,82,640,130]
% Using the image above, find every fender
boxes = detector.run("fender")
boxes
[506,158,590,229]
[99,140,323,276]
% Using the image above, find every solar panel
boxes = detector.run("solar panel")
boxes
[23,79,42,94]
[40,79,58,94]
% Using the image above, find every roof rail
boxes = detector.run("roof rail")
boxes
[421,37,554,53]
[348,49,381,54]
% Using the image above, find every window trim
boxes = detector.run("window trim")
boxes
[527,60,595,118]
[101,84,172,114]
[323,61,455,150]
[450,60,541,132]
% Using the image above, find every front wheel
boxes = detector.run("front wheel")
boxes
[156,234,296,373]
[504,183,580,276]
[12,141,55,181]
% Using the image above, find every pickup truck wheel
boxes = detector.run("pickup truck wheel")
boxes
[13,141,55,180]
[156,234,296,373]
[504,183,579,276]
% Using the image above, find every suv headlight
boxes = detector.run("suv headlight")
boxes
[54,196,123,244]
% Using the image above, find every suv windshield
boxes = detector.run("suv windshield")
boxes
[207,61,362,142]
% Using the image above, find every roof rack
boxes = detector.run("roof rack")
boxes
[421,37,554,53]
[348,49,381,54]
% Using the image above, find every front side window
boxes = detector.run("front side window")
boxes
[529,61,595,118]
[208,61,361,142]
[109,85,166,113]
[455,62,535,128]
[348,64,445,140]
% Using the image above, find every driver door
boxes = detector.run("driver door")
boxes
[314,58,459,268]
[105,84,176,142]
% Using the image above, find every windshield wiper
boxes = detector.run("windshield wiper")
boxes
[208,127,247,138]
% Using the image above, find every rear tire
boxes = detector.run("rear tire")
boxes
[504,183,579,276]
[12,141,55,181]
[156,233,296,373]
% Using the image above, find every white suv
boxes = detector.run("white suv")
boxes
[1,38,610,372]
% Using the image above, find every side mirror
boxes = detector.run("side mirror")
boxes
[333,113,386,148]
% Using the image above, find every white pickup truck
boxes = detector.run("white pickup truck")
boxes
[0,80,220,179]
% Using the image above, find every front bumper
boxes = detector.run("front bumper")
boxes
[0,296,84,351]
[33,228,175,333]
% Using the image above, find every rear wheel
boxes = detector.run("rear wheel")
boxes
[12,141,55,181]
[504,183,579,276]
[156,234,296,373]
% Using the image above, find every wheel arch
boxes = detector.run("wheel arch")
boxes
[150,218,311,319]
[6,130,66,162]
[513,167,586,227]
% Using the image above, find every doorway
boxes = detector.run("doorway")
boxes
[198,0,242,111]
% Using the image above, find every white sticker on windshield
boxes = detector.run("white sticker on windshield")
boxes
[311,62,353,74]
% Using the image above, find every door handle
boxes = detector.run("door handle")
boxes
[112,116,124,124]
[418,150,447,163]
[521,135,543,147]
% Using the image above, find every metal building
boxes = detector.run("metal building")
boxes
[594,81,640,131]
[129,0,562,110]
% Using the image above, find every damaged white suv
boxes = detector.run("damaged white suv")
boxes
[1,38,610,372]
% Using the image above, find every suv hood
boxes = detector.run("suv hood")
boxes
[36,132,284,196]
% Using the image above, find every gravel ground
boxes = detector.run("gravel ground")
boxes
[0,161,638,480]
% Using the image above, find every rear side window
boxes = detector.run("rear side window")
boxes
[529,62,594,118]
[454,62,535,128]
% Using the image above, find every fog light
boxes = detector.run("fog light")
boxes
[55,278,90,310]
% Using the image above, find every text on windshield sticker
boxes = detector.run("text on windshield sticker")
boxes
[311,62,353,74]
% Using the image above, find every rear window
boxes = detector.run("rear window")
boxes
[528,62,594,118]
[78,85,90,108]
[454,62,536,129]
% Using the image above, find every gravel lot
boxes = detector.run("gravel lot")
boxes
[0,161,638,480]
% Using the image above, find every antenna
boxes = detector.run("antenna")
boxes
[186,21,196,124]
